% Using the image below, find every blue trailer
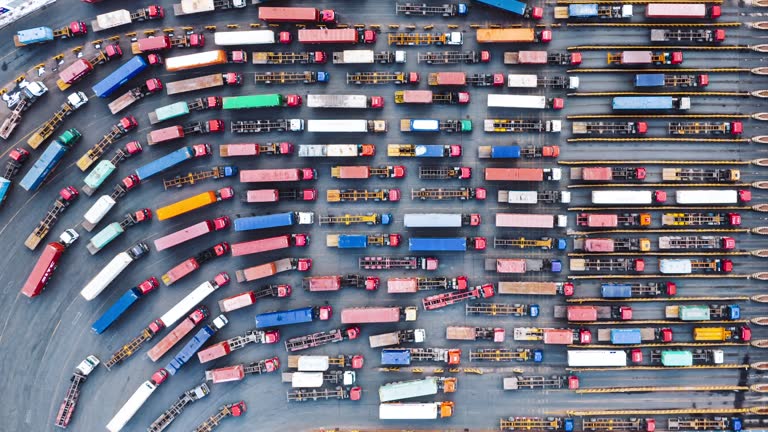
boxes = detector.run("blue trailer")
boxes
[610,329,642,344]
[335,234,369,249]
[601,284,633,298]
[92,56,148,98]
[411,145,457,157]
[0,179,10,204]
[634,74,666,87]
[382,349,412,365]
[166,315,228,375]
[15,27,54,45]
[90,278,158,334]
[234,212,297,232]
[409,237,468,252]
[134,146,196,181]
[612,96,690,111]
[19,139,77,192]
[255,306,330,328]
[489,146,521,158]
[473,0,528,16]
[568,4,599,16]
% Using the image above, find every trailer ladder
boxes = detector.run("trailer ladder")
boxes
[484,119,545,132]
[418,166,467,179]
[104,327,157,369]
[53,373,86,428]
[494,237,555,249]
[466,303,529,316]
[287,387,347,402]
[148,384,209,432]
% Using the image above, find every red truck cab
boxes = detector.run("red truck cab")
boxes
[646,419,656,432]
[714,29,726,42]
[457,92,470,104]
[472,237,487,250]
[60,186,78,201]
[570,52,582,65]
[275,284,292,297]
[228,50,247,63]
[493,328,505,342]
[213,216,231,230]
[189,33,204,47]
[69,21,87,35]
[492,73,505,86]
[619,306,633,320]
[138,277,160,295]
[279,32,292,44]
[285,94,302,107]
[231,401,246,416]
[740,326,752,341]
[562,282,575,296]
[213,242,230,256]
[318,306,333,321]
[105,44,122,59]
[568,375,579,389]
[360,144,376,156]
[387,234,402,248]
[475,187,487,200]
[542,145,559,158]
[10,147,29,163]
[151,368,169,385]
[119,115,138,131]
[365,277,380,291]
[147,54,163,65]
[664,282,677,295]
[345,326,361,339]
[122,174,140,190]
[391,166,406,178]
[193,144,212,157]
[670,52,683,64]
[738,190,751,202]
[223,73,241,86]
[480,51,491,62]
[124,141,142,155]
[264,330,281,343]
[297,258,312,272]
[408,72,420,84]
[219,187,235,201]
[133,208,152,222]
[369,96,385,108]
[540,29,553,42]
[300,168,316,180]
[388,189,402,202]
[320,10,336,22]
[653,191,667,203]
[659,328,673,342]
[147,5,165,18]
[213,271,231,288]
[630,349,643,363]
[349,387,362,401]
[264,357,280,372]
[578,329,592,344]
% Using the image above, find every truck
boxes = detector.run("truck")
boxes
[606,51,683,65]
[307,119,387,133]
[667,418,740,431]
[496,282,574,296]
[486,258,562,274]
[303,274,380,292]
[573,237,651,253]
[172,0,246,15]
[147,121,223,145]
[597,328,673,344]
[395,91,470,105]
[379,377,457,403]
[91,278,159,334]
[105,369,169,432]
[693,326,751,342]
[571,167,646,181]
[496,213,568,229]
[554,4,633,19]
[284,326,361,352]
[504,50,582,65]
[231,234,308,257]
[567,350,628,367]
[0,81,48,140]
[27,91,88,148]
[592,190,666,205]
[24,187,79,250]
[154,217,229,251]
[148,97,223,124]
[217,285,291,312]
[513,327,590,344]
[287,355,365,371]
[668,123,742,135]
[602,282,677,298]
[447,326,505,342]
[81,142,142,196]
[388,32,463,46]
[91,6,164,32]
[299,28,376,44]
[651,28,725,43]
[220,142,293,157]
[409,237,487,252]
[196,329,279,363]
[483,119,562,133]
[387,277,468,293]
[135,145,211,181]
[400,118,471,133]
[56,45,123,91]
[467,73,506,87]
[107,79,163,114]
[476,28,552,43]
[488,94,563,110]
[214,30,279,46]
[570,258,645,273]
[497,190,571,205]
[572,122,648,135]
[233,212,314,232]
[613,96,691,111]
[165,50,246,72]
[326,233,401,248]
[411,187,486,200]
[252,51,327,65]
[205,358,280,384]
[347,71,420,85]
[635,73,710,88]
[473,0,544,18]
[554,305,633,321]
[662,212,741,226]
[359,256,439,270]
[166,74,241,95]
[79,242,149,300]
[162,165,237,190]
[54,355,100,429]
[76,115,138,172]
[259,6,335,22]
[92,56,149,98]
[506,74,579,89]
[577,213,652,227]
[244,188,316,202]
[650,349,725,366]
[403,213,480,228]
[145,308,208,363]
[341,306,418,323]
[147,384,210,432]
[299,144,375,157]
[645,3,721,19]
[21,229,78,298]
[333,50,406,64]
[191,401,246,430]
[161,243,230,286]
[665,305,740,321]
[676,189,751,204]
[14,22,87,46]
[155,187,234,221]
[19,128,80,192]
[418,51,489,64]
[166,315,229,375]
[382,348,462,365]
[255,306,332,328]
[331,165,404,179]
[496,238,565,251]
[231,119,304,133]
[423,285,497,310]
[379,402,454,420]
[235,257,312,283]
[396,3,468,15]
[306,94,385,109]
[370,329,427,348]
[659,258,734,274]
[85,209,151,254]
[659,236,735,250]
[504,375,580,391]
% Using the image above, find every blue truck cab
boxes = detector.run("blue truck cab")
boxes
[555,238,568,250]
[728,305,741,320]
[317,71,330,82]
[550,260,563,273]
[533,349,543,362]
[563,418,575,432]
[530,305,540,317]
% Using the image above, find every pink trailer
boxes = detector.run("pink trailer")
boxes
[341,307,401,323]
[495,259,527,273]
[496,213,557,228]
[387,278,419,294]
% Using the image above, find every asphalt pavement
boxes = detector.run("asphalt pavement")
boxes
[0,0,767,431]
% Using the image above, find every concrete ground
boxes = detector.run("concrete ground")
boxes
[0,0,766,431]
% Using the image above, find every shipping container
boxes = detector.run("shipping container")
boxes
[567,350,627,367]
[156,189,231,221]
[165,50,228,72]
[495,213,567,228]
[214,30,275,45]
[660,350,693,366]
[92,56,148,98]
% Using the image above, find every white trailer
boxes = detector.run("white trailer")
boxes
[80,251,135,300]
[106,380,157,432]
[92,10,132,32]
[506,74,579,89]
[659,259,693,274]
[289,371,355,387]
[488,94,550,109]
[498,191,571,204]
[676,190,740,204]
[332,50,407,64]
[290,356,331,371]
[306,119,386,133]
[214,30,275,45]
[592,190,654,205]
[567,350,627,367]
[379,402,453,420]
[298,144,360,157]
[159,279,223,327]
[82,195,116,231]
[404,213,463,228]
[173,0,247,15]
[306,94,370,109]
[379,378,440,402]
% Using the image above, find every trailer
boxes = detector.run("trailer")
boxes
[327,234,401,248]
[667,123,742,136]
[504,376,580,391]
[153,217,230,251]
[635,73,709,88]
[645,3,721,19]
[299,28,376,44]
[382,348,462,365]
[56,46,122,91]
[388,32,463,46]
[24,187,79,250]
[394,91,470,105]
[496,213,568,229]
[346,71,420,85]
[146,307,209,362]
[359,256,438,270]
[665,304,740,321]
[418,166,472,179]
[422,284,495,310]
[165,73,241,96]
[251,51,327,65]
[476,28,552,43]
[27,92,88,148]
[650,349,725,366]
[217,285,290,313]
[606,51,683,65]
[75,115,138,172]
[676,190,751,204]
[468,73,506,87]
[613,96,691,111]
[85,209,151,255]
[285,326,360,352]
[333,50,406,64]
[54,356,100,429]
[148,97,223,125]
[165,49,246,72]
[473,0,543,18]
[469,348,543,362]
[14,22,86,46]
[395,3,468,16]
[497,190,571,205]
[496,282,574,296]
[465,303,540,317]
[259,7,336,23]
[326,189,400,202]
[577,213,652,227]
[370,329,427,348]
[662,212,741,226]
[567,350,628,367]
[91,6,164,32]
[411,187,486,200]
[155,188,234,221]
[571,122,648,136]
[667,417,740,431]
[379,402,454,420]
[191,401,246,431]
[235,257,312,283]
[596,328,673,343]
[147,384,210,432]
[341,306,418,323]
[554,305,633,321]
[417,51,489,64]
[135,145,211,180]
[308,119,387,133]
[105,369,169,432]
[306,94,384,109]
[287,386,362,402]
[570,258,644,273]
[214,30,276,46]
[92,56,149,98]
[379,377,457,403]
[693,326,751,342]
[447,326,505,342]
[19,129,80,192]
[483,119,562,133]
[403,213,480,228]
[299,144,375,157]
[318,213,393,226]
[573,238,651,253]
[513,327,590,344]
[222,94,301,110]
[287,355,365,371]
[504,50,582,65]
[400,119,472,133]
[601,282,677,298]
[554,4,633,19]
[651,28,725,43]
[659,235,735,250]
[254,71,328,85]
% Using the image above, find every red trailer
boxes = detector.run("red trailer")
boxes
[583,239,615,252]
[340,307,415,323]
[239,168,316,182]
[244,189,316,202]
[576,213,652,227]
[259,7,336,23]
[21,242,67,297]
[147,307,208,362]
[230,234,308,256]
[148,125,184,145]
[136,36,171,52]
[428,72,466,86]
[58,59,93,85]
[303,275,378,291]
[495,213,565,229]
[298,28,375,44]
[387,279,419,293]
[218,291,257,312]
[645,3,720,18]
[207,365,245,383]
[220,142,294,157]
[153,217,229,251]
[198,341,232,363]
[543,329,574,345]
[485,167,557,181]
[495,259,527,273]
[567,306,599,322]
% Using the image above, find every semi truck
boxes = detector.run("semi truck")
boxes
[359,256,438,270]
[333,50,406,64]
[214,30,279,46]
[504,375,580,391]
[105,369,169,432]
[252,51,327,65]
[484,119,562,133]
[326,234,401,248]
[172,0,246,15]
[54,355,100,428]
[154,217,229,251]
[318,213,393,226]
[379,402,454,420]
[447,326,505,342]
[400,118,472,133]
[147,121,223,145]
[466,303,541,317]
[108,79,162,114]
[235,257,312,283]
[476,28,552,43]
[498,190,570,205]
[659,258,733,274]
[85,209,151,254]
[155,188,234,221]
[341,306,418,323]
[14,22,87,46]
[659,236,735,250]
[496,281,575,296]
[554,4,633,19]
[196,329,279,363]
[306,94,384,109]
[255,306,332,328]
[370,329,427,348]
[259,6,335,22]
[567,350,628,367]
[601,282,677,298]
[572,122,647,135]
[485,167,561,181]
[592,190,666,205]
[411,187,485,200]
[403,213,480,228]
[222,94,301,110]
[347,71,420,85]
[166,315,229,375]
[91,278,159,334]
[146,307,208,362]
[488,94,563,110]
[596,328,673,344]
[205,358,279,384]
[326,188,399,202]
[394,90,470,104]
[307,119,387,133]
[21,229,78,298]
[166,74,241,96]
[0,81,49,140]
[645,3,721,18]
[146,383,210,432]
[506,74,579,89]
[285,326,361,352]
[299,144,375,157]
[379,377,457,402]
[165,49,246,72]
[650,349,725,366]
[56,46,123,91]
[570,258,645,272]
[299,28,376,44]
[148,97,223,124]
[662,212,741,226]
[76,115,138,172]
[254,71,329,85]
[91,6,164,32]
[504,50,581,65]
[651,28,725,42]
[387,277,468,293]
[486,258,562,273]
[79,242,149,300]
[513,327,591,344]
[220,142,293,157]
[606,51,683,65]
[573,238,651,253]
[24,187,79,250]
[663,169,740,182]
[693,326,751,341]
[218,285,291,313]
[135,145,211,180]
[635,73,710,88]
[19,128,81,192]
[613,96,691,111]
[233,212,314,232]
[27,91,88,148]
[665,305,740,321]
[231,234,308,257]
[129,34,203,54]
[388,32,463,46]
[409,237,487,252]
[382,348,462,365]
[571,167,646,181]
[92,56,149,98]
[244,189,316,202]
[554,305,633,321]
[287,355,365,371]
[161,243,229,286]
[496,213,568,229]
[676,190,751,204]
[239,168,316,182]
[282,369,356,388]
[303,274,380,292]
[331,165,405,179]
[473,0,544,18]
[418,51,489,64]
[576,213,652,227]
[395,3,468,15]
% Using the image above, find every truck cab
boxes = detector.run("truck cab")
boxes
[75,355,100,375]
[630,349,643,363]
[264,356,280,372]
[279,32,292,44]
[533,349,543,362]
[137,277,159,295]
[578,329,592,344]
[189,33,204,47]
[615,306,633,320]
[285,94,302,107]
[105,43,123,59]
[365,276,380,291]
[320,9,336,22]
[118,115,137,132]
[318,306,333,321]
[297,258,312,272]
[147,54,163,65]
[69,21,88,35]
[60,186,79,201]
[264,330,280,344]
[213,216,231,230]
[529,304,540,317]
[228,50,247,63]
[659,328,673,342]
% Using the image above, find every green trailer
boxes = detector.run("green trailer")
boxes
[222,94,283,110]
[82,160,117,196]
[149,101,190,124]
[679,305,711,321]
[660,350,693,367]
[86,222,124,255]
